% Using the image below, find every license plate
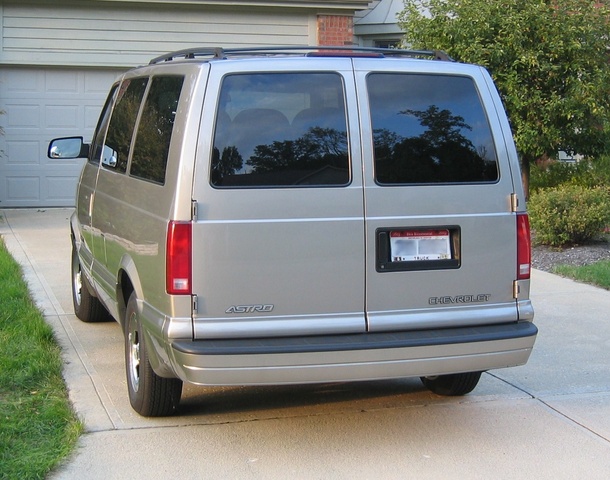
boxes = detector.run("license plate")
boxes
[390,229,451,262]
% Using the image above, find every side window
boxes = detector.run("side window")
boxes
[130,76,185,184]
[90,84,119,165]
[103,78,148,173]
[368,74,499,184]
[211,72,349,188]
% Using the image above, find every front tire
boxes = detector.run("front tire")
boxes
[71,243,109,322]
[421,372,482,396]
[125,292,182,416]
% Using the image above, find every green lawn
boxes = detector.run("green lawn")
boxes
[553,260,610,290]
[0,237,82,480]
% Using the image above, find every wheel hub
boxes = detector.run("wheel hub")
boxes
[128,329,141,392]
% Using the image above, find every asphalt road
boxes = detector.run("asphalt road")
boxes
[2,208,610,479]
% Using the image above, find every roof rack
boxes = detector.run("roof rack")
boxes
[149,46,453,65]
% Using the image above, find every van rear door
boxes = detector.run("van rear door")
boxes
[191,59,366,339]
[354,59,522,332]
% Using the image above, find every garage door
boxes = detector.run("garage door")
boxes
[0,67,121,207]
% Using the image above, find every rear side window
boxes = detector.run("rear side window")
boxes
[103,78,148,173]
[368,74,499,184]
[130,76,185,184]
[211,73,349,188]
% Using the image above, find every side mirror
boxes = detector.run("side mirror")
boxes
[48,137,89,159]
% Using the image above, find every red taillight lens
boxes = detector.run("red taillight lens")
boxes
[166,221,192,295]
[517,213,531,280]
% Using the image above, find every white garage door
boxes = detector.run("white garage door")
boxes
[0,67,121,207]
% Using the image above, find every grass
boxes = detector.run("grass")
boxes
[0,237,82,480]
[553,260,610,290]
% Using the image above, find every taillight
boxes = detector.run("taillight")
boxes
[517,213,531,280]
[166,221,192,295]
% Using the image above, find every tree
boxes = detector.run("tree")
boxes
[398,0,610,195]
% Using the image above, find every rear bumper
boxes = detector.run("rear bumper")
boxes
[168,322,537,385]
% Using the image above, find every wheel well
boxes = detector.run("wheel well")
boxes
[118,270,134,330]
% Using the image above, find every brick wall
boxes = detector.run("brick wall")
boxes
[317,15,354,46]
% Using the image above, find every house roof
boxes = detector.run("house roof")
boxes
[354,0,403,35]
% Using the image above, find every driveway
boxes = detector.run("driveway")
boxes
[2,208,610,479]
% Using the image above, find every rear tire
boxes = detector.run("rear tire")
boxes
[421,372,482,396]
[125,292,182,416]
[71,243,109,322]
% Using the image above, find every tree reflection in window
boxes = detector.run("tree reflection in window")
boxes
[131,76,184,184]
[104,78,148,173]
[211,73,349,188]
[368,73,499,185]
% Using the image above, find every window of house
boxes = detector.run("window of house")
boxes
[368,73,499,185]
[130,76,185,184]
[211,73,349,188]
[103,78,148,173]
[374,40,401,49]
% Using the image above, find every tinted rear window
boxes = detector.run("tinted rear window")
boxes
[368,74,498,184]
[211,73,349,188]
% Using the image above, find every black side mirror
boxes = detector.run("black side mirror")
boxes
[48,137,89,159]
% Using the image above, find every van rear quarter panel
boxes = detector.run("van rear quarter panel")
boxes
[89,62,207,328]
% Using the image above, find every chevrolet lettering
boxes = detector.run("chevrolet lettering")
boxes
[429,294,492,305]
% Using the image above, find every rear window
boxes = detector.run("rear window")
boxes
[368,73,499,184]
[211,73,349,188]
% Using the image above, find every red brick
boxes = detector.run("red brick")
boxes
[317,15,354,46]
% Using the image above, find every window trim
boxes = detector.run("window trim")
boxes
[209,71,353,190]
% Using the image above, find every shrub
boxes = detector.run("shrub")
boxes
[530,155,610,192]
[528,184,610,247]
[575,155,610,189]
[530,160,583,192]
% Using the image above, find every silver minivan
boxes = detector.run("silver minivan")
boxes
[49,47,536,416]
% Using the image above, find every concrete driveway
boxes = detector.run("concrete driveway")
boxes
[1,208,610,479]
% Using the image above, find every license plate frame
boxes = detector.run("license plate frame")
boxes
[376,226,461,272]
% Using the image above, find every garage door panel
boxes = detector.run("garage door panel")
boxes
[4,140,39,165]
[46,174,81,202]
[84,73,118,94]
[2,69,41,93]
[4,168,82,206]
[45,105,80,129]
[5,176,40,202]
[4,103,40,129]
[45,71,80,94]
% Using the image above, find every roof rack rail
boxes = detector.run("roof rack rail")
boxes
[149,46,453,65]
[149,47,225,64]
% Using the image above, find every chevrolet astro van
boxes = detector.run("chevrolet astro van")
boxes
[49,46,536,416]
